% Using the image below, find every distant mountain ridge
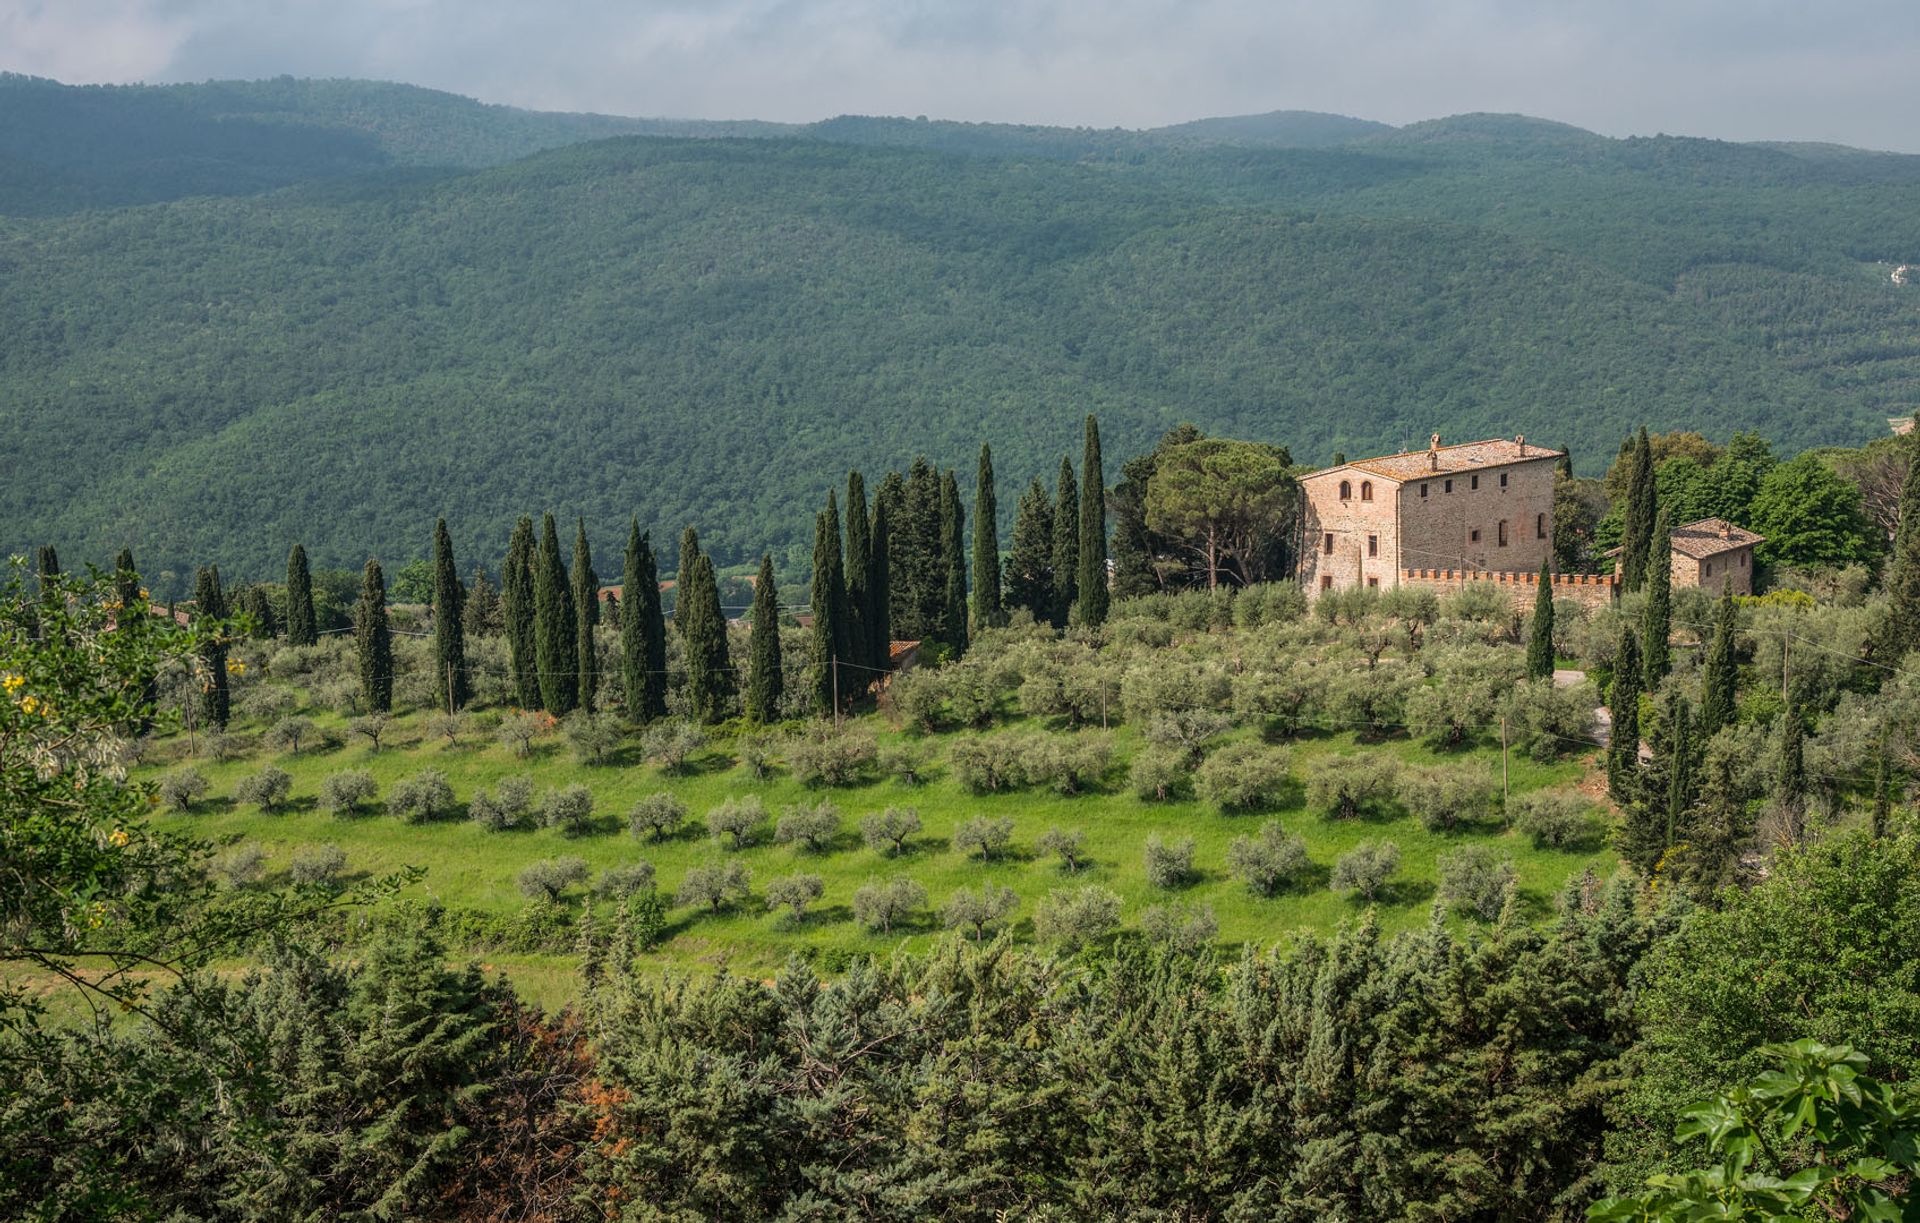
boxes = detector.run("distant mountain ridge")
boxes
[2,73,1918,591]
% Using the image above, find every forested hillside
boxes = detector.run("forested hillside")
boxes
[5,77,1920,591]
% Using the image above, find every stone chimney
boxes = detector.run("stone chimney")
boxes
[1719,522,1733,540]
[1428,433,1440,470]
[1515,434,1526,456]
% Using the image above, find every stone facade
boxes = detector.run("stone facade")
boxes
[1300,436,1563,596]
[1639,518,1763,595]
[1399,568,1618,612]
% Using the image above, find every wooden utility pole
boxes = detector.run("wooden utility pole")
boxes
[1500,715,1511,823]
[831,654,841,730]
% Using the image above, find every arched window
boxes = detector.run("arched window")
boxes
[1360,481,1373,501]
[1338,480,1352,500]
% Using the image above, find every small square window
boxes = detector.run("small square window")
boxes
[1444,479,1454,493]
[1470,528,1481,542]
[1320,575,1334,590]
[1471,474,1480,490]
[1367,577,1379,588]
[1367,534,1378,557]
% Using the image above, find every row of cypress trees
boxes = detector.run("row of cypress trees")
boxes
[1001,415,1109,628]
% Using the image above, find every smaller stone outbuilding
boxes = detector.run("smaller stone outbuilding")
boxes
[1668,518,1763,594]
[1614,518,1764,595]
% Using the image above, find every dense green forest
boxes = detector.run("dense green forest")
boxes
[5,76,1920,593]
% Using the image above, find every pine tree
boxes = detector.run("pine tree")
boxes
[285,543,317,646]
[461,565,500,640]
[1620,427,1656,593]
[845,472,873,680]
[431,518,468,711]
[1052,457,1079,628]
[1641,506,1673,685]
[573,519,599,713]
[1699,580,1738,740]
[1527,557,1556,680]
[809,503,846,715]
[501,517,540,708]
[1882,436,1920,658]
[1607,626,1642,804]
[681,551,734,723]
[746,554,783,722]
[867,493,892,672]
[940,469,969,655]
[1006,477,1055,621]
[971,443,1004,632]
[353,559,392,714]
[194,565,231,729]
[533,513,578,716]
[622,521,669,723]
[1078,414,1109,627]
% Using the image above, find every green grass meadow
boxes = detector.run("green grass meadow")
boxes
[139,699,1615,995]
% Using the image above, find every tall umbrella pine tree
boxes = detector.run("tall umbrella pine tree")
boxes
[940,470,969,656]
[354,559,393,714]
[1882,437,1920,658]
[533,513,578,716]
[1526,558,1556,680]
[809,506,845,715]
[1620,427,1656,593]
[573,519,599,713]
[971,444,1004,632]
[502,517,540,708]
[1078,414,1109,626]
[867,494,892,672]
[746,554,783,722]
[1006,477,1055,621]
[682,553,734,722]
[622,519,669,723]
[284,543,317,646]
[431,518,468,711]
[1641,507,1673,686]
[1052,457,1080,628]
[193,565,231,730]
[845,472,873,680]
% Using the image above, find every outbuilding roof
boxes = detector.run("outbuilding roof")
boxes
[1308,436,1563,482]
[1670,518,1765,560]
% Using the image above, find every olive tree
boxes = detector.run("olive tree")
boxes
[387,769,456,824]
[706,796,766,849]
[628,792,688,842]
[774,799,841,853]
[1032,885,1122,950]
[852,876,927,933]
[953,814,1015,862]
[765,872,825,922]
[233,765,292,811]
[861,807,922,856]
[1437,845,1517,920]
[1144,834,1196,889]
[517,855,590,902]
[1225,821,1310,896]
[1306,755,1399,820]
[1037,826,1087,873]
[538,783,595,835]
[943,884,1019,940]
[676,860,751,912]
[319,769,377,817]
[157,768,211,813]
[1140,901,1218,953]
[1330,840,1401,901]
[1195,741,1293,812]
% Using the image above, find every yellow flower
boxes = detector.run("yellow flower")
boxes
[109,829,130,848]
[138,588,149,600]
[2,674,23,693]
[18,695,39,715]
[226,659,247,676]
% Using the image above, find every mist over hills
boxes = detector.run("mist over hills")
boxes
[3,73,1918,593]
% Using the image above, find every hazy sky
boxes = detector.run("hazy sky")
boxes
[8,0,1920,150]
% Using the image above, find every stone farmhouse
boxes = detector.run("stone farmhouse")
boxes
[1608,517,1765,595]
[1299,435,1617,609]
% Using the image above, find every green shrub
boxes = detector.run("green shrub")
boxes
[628,792,688,841]
[1144,834,1196,889]
[1195,742,1292,812]
[1032,886,1122,950]
[1225,822,1310,896]
[1330,841,1401,901]
[157,768,210,813]
[387,769,455,824]
[318,769,377,817]
[852,876,926,933]
[516,855,589,902]
[233,765,292,811]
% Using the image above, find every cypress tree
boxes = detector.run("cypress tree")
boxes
[112,547,140,613]
[431,518,468,711]
[1526,558,1556,680]
[285,543,317,646]
[462,565,500,640]
[239,586,277,639]
[940,470,969,655]
[1078,414,1109,626]
[1699,580,1738,740]
[1882,437,1920,658]
[35,545,59,594]
[533,513,578,716]
[1641,506,1673,686]
[622,521,668,723]
[971,443,1004,632]
[1052,457,1079,628]
[1664,695,1694,852]
[1620,427,1656,593]
[193,565,231,729]
[845,472,873,680]
[1607,626,1641,804]
[1006,477,1055,621]
[809,503,847,715]
[502,517,540,708]
[867,494,892,672]
[674,527,701,634]
[353,559,392,714]
[573,519,599,713]
[681,552,734,723]
[746,554,783,722]
[889,460,944,640]
[603,590,620,630]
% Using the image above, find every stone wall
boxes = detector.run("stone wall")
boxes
[1399,567,1618,612]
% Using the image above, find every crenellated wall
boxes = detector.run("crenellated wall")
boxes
[1399,568,1618,611]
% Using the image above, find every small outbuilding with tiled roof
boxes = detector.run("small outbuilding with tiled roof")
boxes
[1667,518,1763,594]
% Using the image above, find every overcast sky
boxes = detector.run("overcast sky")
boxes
[7,0,1920,150]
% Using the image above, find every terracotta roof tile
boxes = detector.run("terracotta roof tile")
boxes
[1309,437,1562,482]
[1670,518,1764,559]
